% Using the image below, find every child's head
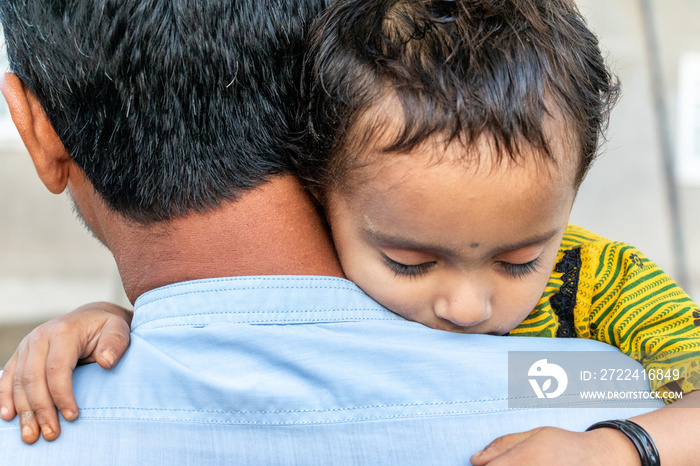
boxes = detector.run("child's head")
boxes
[301,0,619,333]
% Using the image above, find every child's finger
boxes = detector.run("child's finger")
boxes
[45,341,81,422]
[12,349,42,445]
[0,354,19,421]
[15,398,41,445]
[20,341,62,442]
[17,336,62,442]
[93,317,131,370]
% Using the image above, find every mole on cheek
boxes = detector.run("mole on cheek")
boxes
[470,243,479,248]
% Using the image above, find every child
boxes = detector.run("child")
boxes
[3,0,700,462]
[300,0,700,403]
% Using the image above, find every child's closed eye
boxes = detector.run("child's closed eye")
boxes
[381,253,437,278]
[498,257,541,278]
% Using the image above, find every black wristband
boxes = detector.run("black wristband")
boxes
[586,419,660,466]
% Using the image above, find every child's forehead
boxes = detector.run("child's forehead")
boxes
[330,138,578,256]
[358,135,577,191]
[343,96,581,185]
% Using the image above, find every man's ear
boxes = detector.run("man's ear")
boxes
[1,72,71,194]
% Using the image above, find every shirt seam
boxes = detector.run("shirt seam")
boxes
[137,277,360,303]
[72,392,616,416]
[39,398,634,426]
[136,316,402,329]
[134,308,397,329]
[78,399,508,414]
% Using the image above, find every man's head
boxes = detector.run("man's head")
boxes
[1,0,328,223]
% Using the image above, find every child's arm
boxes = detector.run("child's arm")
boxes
[471,390,700,465]
[0,302,132,445]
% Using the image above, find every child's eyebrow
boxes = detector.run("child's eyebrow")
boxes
[496,229,560,252]
[363,229,454,256]
[364,228,560,255]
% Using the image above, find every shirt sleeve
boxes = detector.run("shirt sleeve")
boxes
[576,241,700,402]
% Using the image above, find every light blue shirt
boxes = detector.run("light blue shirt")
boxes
[0,276,661,465]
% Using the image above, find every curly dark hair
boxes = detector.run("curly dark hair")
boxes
[302,0,619,195]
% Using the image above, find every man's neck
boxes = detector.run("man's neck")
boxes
[108,175,343,303]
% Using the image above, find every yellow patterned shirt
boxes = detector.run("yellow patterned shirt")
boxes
[510,224,700,401]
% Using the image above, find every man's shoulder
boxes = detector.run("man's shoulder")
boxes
[0,276,661,464]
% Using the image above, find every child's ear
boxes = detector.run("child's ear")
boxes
[1,72,72,194]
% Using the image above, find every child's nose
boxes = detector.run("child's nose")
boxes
[432,286,491,328]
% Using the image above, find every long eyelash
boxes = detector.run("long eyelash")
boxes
[382,254,436,278]
[500,257,541,278]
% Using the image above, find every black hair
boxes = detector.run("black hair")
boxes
[0,0,328,223]
[302,0,619,194]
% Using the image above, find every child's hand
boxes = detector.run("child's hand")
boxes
[0,302,132,445]
[470,426,640,465]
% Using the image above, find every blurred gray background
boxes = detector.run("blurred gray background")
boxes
[1,0,699,365]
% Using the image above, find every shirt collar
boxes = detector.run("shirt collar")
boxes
[132,275,401,330]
